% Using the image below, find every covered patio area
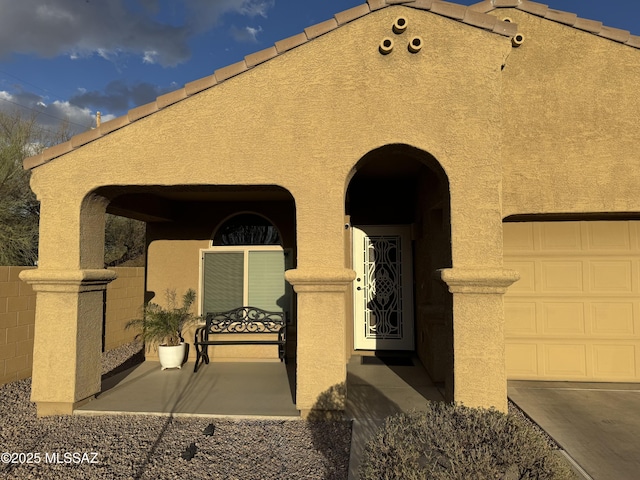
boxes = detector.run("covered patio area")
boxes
[76,355,443,419]
[77,361,299,418]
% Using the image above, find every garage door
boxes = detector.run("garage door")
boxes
[504,221,640,381]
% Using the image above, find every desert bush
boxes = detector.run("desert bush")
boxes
[359,402,576,480]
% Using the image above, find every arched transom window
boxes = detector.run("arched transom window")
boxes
[201,213,289,315]
[213,213,281,246]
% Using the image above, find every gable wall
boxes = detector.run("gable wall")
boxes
[496,9,640,217]
[28,7,512,271]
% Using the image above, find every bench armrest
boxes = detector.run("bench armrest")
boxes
[194,325,208,344]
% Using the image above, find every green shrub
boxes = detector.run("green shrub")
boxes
[359,402,577,480]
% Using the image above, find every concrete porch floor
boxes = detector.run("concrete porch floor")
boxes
[75,355,444,478]
[76,355,442,419]
[77,360,299,418]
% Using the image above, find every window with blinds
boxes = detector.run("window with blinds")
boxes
[201,247,290,315]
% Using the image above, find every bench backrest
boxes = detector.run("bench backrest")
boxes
[205,306,286,334]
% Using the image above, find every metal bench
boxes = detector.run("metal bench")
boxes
[193,306,286,373]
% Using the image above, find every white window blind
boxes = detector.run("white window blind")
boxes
[202,248,289,314]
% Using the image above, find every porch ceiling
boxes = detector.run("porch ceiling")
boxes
[102,185,293,223]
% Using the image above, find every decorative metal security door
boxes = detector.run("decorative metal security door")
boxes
[353,226,414,350]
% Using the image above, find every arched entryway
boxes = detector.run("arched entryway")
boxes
[102,184,298,408]
[345,144,452,388]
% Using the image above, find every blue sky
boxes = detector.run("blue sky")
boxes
[0,0,638,136]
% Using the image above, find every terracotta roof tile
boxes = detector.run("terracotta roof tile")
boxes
[468,1,494,14]
[245,46,279,68]
[184,74,218,96]
[98,115,130,136]
[627,36,640,48]
[23,153,44,170]
[493,0,519,6]
[127,101,158,122]
[573,18,603,34]
[544,9,577,26]
[430,1,467,21]
[516,1,549,17]
[335,4,371,25]
[156,89,188,109]
[38,141,72,164]
[599,26,631,44]
[463,8,498,31]
[304,18,339,40]
[410,0,436,10]
[482,0,640,50]
[274,32,308,54]
[70,128,102,149]
[367,0,387,11]
[214,60,248,82]
[493,19,517,36]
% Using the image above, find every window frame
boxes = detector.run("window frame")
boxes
[198,245,291,317]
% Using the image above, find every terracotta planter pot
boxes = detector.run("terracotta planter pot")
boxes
[158,343,186,370]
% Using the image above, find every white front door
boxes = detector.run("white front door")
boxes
[353,225,414,350]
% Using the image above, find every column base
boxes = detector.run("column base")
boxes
[300,409,347,421]
[36,396,95,417]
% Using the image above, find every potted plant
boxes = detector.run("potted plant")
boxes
[127,288,202,370]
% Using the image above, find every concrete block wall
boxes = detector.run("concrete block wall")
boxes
[0,266,145,387]
[104,267,145,351]
[0,267,36,385]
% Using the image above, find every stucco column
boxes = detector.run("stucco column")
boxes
[285,267,355,415]
[19,269,116,416]
[18,192,113,416]
[438,268,519,412]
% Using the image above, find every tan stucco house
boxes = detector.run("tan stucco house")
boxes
[20,0,640,417]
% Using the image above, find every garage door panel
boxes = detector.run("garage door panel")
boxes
[503,222,534,252]
[504,220,640,382]
[539,222,581,250]
[506,343,538,376]
[591,303,635,335]
[541,261,583,292]
[542,303,585,335]
[543,344,587,377]
[505,302,537,335]
[589,261,633,293]
[593,345,636,378]
[587,222,631,250]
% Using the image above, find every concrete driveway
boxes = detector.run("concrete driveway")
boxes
[508,381,640,480]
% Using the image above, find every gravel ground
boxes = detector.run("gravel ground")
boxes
[508,400,560,451]
[0,343,352,480]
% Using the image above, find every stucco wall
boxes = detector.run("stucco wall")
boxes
[0,266,144,387]
[495,8,640,217]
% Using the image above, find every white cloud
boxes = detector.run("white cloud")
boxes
[0,0,276,67]
[0,90,95,135]
[143,51,160,64]
[230,25,263,43]
[238,1,274,18]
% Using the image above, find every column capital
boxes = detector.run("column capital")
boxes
[285,267,356,293]
[19,268,117,293]
[438,267,520,294]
